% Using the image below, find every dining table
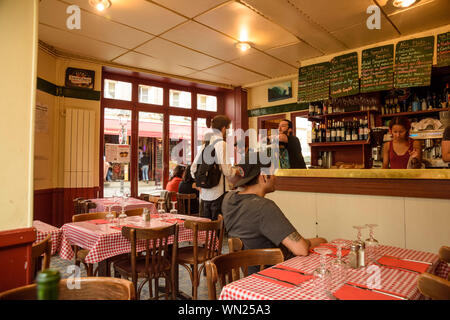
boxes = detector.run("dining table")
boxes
[33,220,62,255]
[88,197,157,214]
[219,240,449,300]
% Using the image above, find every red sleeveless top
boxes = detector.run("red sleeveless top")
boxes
[389,139,414,169]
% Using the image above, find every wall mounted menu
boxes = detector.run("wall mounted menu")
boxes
[437,32,450,67]
[361,44,394,93]
[394,36,434,88]
[330,52,359,98]
[297,62,330,102]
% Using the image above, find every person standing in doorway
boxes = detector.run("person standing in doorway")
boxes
[278,119,306,169]
[141,152,150,183]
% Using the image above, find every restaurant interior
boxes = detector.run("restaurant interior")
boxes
[0,0,449,302]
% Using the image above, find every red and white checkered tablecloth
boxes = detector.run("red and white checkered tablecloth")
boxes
[219,240,448,300]
[33,220,61,256]
[59,214,210,264]
[88,197,157,214]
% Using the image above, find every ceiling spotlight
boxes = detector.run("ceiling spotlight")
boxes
[392,0,418,8]
[89,0,111,12]
[235,41,251,52]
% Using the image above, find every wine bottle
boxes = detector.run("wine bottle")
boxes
[358,119,364,140]
[345,121,351,141]
[352,118,358,141]
[37,270,60,300]
[331,120,336,142]
[326,121,331,142]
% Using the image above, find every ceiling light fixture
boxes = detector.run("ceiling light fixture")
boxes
[89,0,111,12]
[235,41,251,52]
[392,0,417,8]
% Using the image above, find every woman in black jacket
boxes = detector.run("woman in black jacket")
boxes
[178,165,199,214]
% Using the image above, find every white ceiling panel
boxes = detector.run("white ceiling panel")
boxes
[265,42,324,67]
[62,0,187,35]
[240,0,347,54]
[40,0,152,50]
[231,51,297,78]
[331,15,399,49]
[203,63,268,86]
[134,38,222,70]
[161,21,255,61]
[152,0,230,18]
[185,71,235,85]
[195,1,299,51]
[113,51,196,76]
[387,0,450,35]
[39,24,128,61]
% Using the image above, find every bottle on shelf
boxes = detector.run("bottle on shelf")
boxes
[364,117,369,141]
[395,96,400,114]
[352,118,358,141]
[317,152,323,167]
[427,91,433,110]
[311,122,316,143]
[345,121,351,141]
[421,98,427,111]
[309,103,315,117]
[331,120,336,142]
[326,121,331,142]
[358,119,364,140]
[445,83,449,107]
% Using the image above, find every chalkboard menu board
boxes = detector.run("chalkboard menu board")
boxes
[330,52,359,98]
[437,32,450,67]
[394,36,434,88]
[297,62,330,102]
[361,45,394,93]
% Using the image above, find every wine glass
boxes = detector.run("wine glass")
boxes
[313,247,332,295]
[352,225,367,246]
[118,198,128,226]
[365,224,380,263]
[329,239,349,292]
[170,201,177,215]
[157,201,165,217]
[105,204,114,224]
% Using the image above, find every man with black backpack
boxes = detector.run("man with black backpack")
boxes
[191,115,239,220]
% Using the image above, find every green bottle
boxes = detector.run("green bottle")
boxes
[36,269,60,300]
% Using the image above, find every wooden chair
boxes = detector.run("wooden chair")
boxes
[417,273,450,300]
[125,208,144,217]
[205,248,284,300]
[80,200,97,213]
[438,246,450,280]
[176,193,198,215]
[72,212,114,276]
[139,193,150,201]
[73,197,85,214]
[113,224,179,300]
[228,237,243,253]
[177,215,224,300]
[0,277,135,300]
[31,235,52,279]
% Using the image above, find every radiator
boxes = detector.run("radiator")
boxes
[64,108,95,188]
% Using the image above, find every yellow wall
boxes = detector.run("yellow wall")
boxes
[0,0,39,231]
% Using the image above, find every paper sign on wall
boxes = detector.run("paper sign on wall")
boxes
[105,143,130,163]
[35,103,49,133]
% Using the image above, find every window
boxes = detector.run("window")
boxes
[195,118,208,156]
[169,115,192,168]
[197,94,217,112]
[169,89,191,109]
[139,85,163,105]
[294,116,312,166]
[104,79,132,101]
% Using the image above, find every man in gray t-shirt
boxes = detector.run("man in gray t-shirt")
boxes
[221,155,327,273]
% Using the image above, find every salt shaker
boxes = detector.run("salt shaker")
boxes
[348,243,360,269]
[358,242,366,267]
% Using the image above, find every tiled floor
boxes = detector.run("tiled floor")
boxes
[49,237,229,300]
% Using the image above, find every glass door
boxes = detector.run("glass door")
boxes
[169,115,191,176]
[103,108,132,197]
[138,111,164,195]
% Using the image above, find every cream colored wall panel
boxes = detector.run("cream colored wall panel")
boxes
[135,38,221,70]
[265,42,323,68]
[267,191,318,239]
[240,0,346,54]
[39,0,152,49]
[77,109,84,188]
[331,19,399,49]
[64,108,72,188]
[316,193,405,247]
[82,111,90,187]
[162,21,255,61]
[37,49,57,83]
[204,63,267,86]
[186,71,234,85]
[39,24,128,61]
[195,1,298,50]
[153,0,229,18]
[388,0,450,35]
[114,52,196,77]
[231,51,297,78]
[88,111,95,188]
[404,197,450,253]
[66,0,186,35]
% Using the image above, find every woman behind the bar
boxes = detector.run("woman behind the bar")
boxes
[382,117,422,169]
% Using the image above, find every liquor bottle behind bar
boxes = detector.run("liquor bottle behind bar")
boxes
[326,121,331,142]
[331,120,336,142]
[345,121,351,141]
[364,117,369,140]
[321,123,326,142]
[358,118,364,140]
[311,122,316,143]
[340,121,345,142]
[352,118,358,141]
[309,103,315,117]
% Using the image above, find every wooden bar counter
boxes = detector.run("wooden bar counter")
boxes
[275,169,450,200]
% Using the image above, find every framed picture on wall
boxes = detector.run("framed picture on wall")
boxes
[268,81,292,102]
[65,67,95,90]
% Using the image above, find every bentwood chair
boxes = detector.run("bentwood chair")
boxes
[205,248,284,300]
[113,224,179,300]
[417,273,450,300]
[177,215,224,300]
[439,246,450,280]
[73,197,85,214]
[72,212,115,277]
[227,237,244,280]
[0,277,135,300]
[125,208,144,217]
[31,234,52,279]
[176,193,198,216]
[139,193,150,201]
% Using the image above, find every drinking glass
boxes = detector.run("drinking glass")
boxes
[158,201,165,217]
[365,224,380,263]
[117,198,128,226]
[329,239,349,292]
[352,225,367,245]
[105,204,114,224]
[170,201,177,215]
[313,247,332,295]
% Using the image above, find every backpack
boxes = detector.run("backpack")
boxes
[195,139,223,189]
